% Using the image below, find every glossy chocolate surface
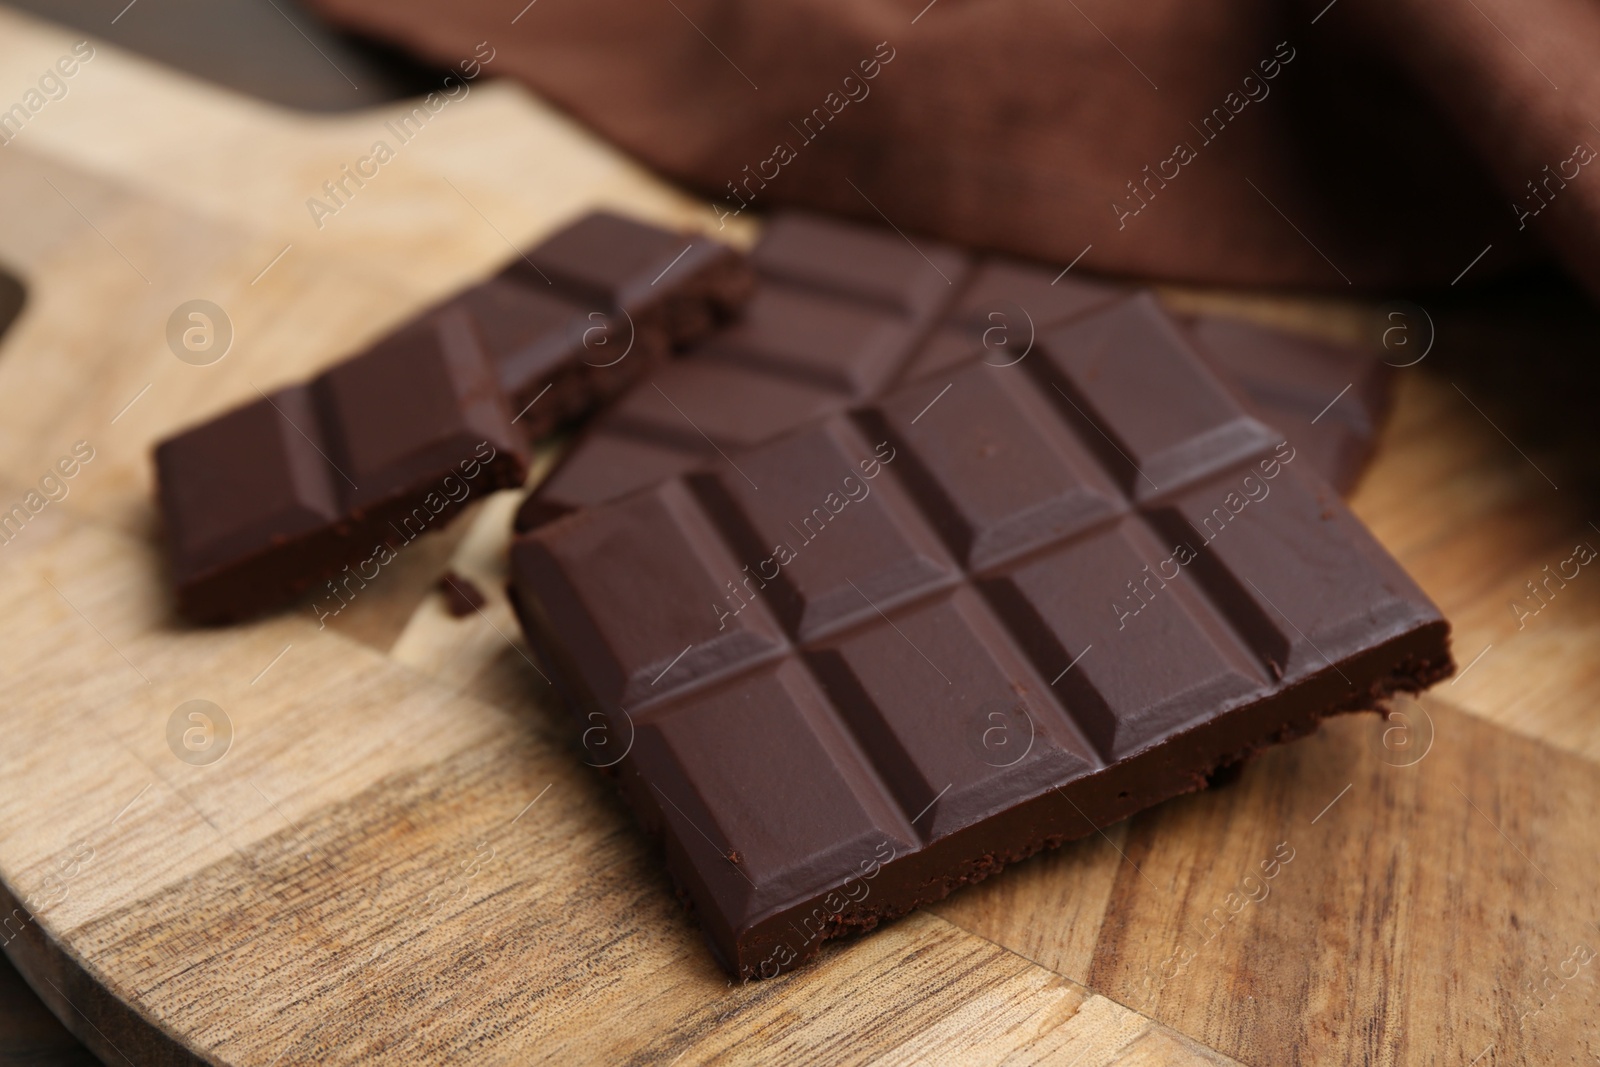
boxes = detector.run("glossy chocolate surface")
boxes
[516,212,1391,533]
[509,292,1453,979]
[157,305,528,624]
[155,211,751,622]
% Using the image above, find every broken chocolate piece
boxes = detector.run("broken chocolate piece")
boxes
[439,570,487,617]
[507,293,1453,979]
[514,211,1392,532]
[155,211,752,623]
[157,305,527,624]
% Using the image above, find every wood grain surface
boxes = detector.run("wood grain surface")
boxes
[0,7,1596,1064]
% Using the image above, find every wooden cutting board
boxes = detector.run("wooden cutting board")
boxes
[1,9,1596,1064]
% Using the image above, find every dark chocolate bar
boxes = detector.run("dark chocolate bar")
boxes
[1185,314,1393,495]
[513,213,1391,532]
[157,305,528,624]
[155,211,752,623]
[447,211,753,440]
[507,292,1453,979]
[513,210,753,349]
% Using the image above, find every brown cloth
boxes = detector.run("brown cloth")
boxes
[307,0,1597,295]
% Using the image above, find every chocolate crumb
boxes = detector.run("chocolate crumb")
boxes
[439,570,486,617]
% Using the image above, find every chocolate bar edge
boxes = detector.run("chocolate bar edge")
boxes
[510,558,1452,979]
[727,623,1453,979]
[162,443,527,625]
[505,232,756,440]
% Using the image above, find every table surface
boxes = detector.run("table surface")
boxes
[0,7,1597,1065]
